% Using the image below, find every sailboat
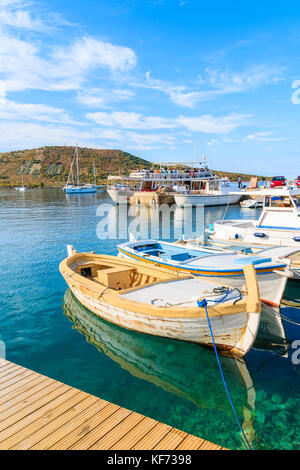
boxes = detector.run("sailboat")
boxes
[15,173,26,192]
[63,145,97,194]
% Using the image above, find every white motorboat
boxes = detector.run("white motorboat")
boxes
[208,188,300,247]
[240,199,263,209]
[174,179,242,207]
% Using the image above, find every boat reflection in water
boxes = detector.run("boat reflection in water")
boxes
[62,289,292,449]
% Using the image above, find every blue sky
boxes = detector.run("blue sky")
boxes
[0,0,300,176]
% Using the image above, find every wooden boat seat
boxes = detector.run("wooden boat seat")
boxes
[95,266,137,290]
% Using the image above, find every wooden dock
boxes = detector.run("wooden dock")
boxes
[0,358,225,450]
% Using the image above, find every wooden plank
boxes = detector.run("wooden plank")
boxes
[0,379,63,424]
[69,407,133,450]
[0,369,34,393]
[11,395,99,450]
[48,402,119,450]
[89,412,145,450]
[152,428,187,450]
[131,423,173,450]
[110,417,158,450]
[0,375,49,408]
[176,434,205,450]
[0,363,21,374]
[30,398,110,450]
[198,440,223,450]
[0,372,36,399]
[0,386,79,447]
[0,367,33,385]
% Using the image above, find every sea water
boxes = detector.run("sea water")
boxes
[0,187,299,450]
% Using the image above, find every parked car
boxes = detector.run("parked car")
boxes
[270,176,286,188]
[294,176,300,187]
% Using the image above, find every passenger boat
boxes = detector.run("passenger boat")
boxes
[63,145,97,194]
[59,247,261,356]
[208,188,300,247]
[107,156,217,205]
[117,239,289,307]
[174,179,242,207]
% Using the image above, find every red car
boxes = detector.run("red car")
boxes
[294,176,300,187]
[270,176,286,188]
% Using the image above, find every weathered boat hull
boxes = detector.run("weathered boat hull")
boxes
[59,252,261,356]
[107,188,134,203]
[174,193,241,207]
[66,283,259,356]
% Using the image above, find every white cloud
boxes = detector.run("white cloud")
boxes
[176,113,250,134]
[86,110,250,135]
[0,31,137,92]
[52,37,137,74]
[77,88,135,108]
[86,111,175,129]
[0,0,72,32]
[244,132,286,142]
[0,98,75,124]
[144,72,203,108]
[142,66,283,108]
[197,66,284,97]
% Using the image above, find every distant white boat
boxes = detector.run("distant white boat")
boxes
[63,145,96,194]
[240,198,263,209]
[15,174,26,192]
[174,179,242,207]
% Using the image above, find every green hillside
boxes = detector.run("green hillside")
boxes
[0,146,152,187]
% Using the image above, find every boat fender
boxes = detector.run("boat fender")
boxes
[67,245,74,257]
[129,232,136,242]
[254,232,266,238]
[234,233,239,239]
[293,236,300,242]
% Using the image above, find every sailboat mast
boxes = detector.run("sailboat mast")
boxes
[93,161,96,186]
[76,144,80,186]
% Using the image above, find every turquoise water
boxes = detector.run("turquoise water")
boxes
[0,187,300,450]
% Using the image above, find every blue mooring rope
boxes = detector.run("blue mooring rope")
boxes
[197,297,252,450]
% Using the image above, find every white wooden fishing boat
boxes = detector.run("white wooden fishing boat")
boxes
[174,179,242,207]
[209,188,300,247]
[118,239,289,307]
[59,248,261,356]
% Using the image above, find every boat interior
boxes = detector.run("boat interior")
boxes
[72,256,180,291]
